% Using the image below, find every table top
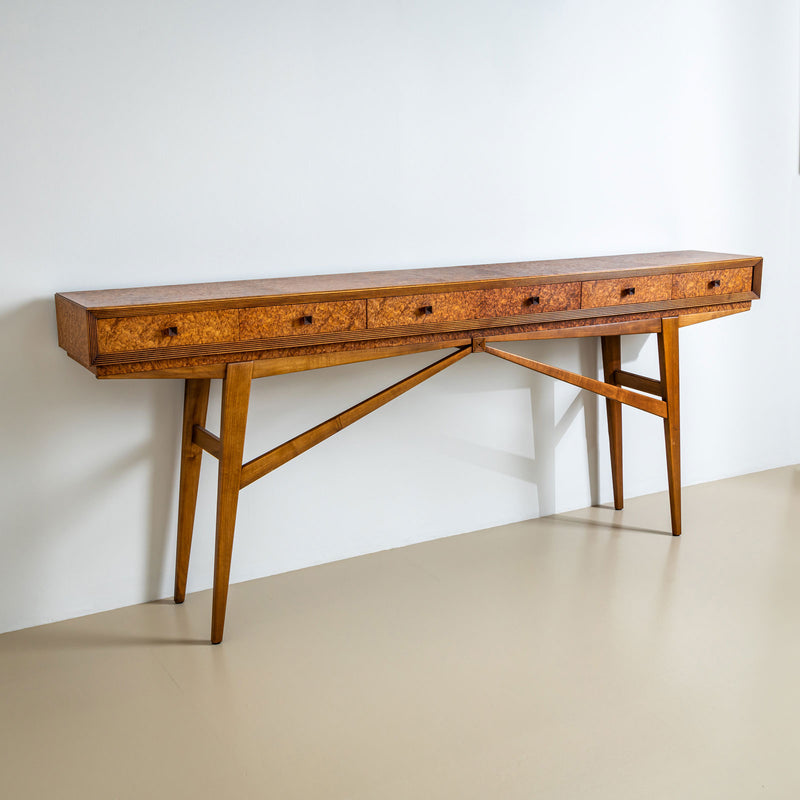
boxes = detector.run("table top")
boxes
[56,250,760,313]
[55,250,762,379]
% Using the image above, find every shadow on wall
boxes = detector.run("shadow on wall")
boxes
[434,334,648,517]
[0,297,181,629]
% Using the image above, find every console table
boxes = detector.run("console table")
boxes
[55,250,762,643]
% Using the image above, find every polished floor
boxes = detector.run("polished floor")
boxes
[2,465,799,799]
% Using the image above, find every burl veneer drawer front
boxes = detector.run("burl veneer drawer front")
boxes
[671,267,752,299]
[239,300,366,340]
[95,310,238,354]
[367,283,581,329]
[580,275,673,309]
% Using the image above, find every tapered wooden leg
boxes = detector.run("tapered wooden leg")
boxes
[174,378,211,603]
[600,335,624,510]
[657,317,681,536]
[211,361,253,643]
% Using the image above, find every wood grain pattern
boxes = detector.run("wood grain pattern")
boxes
[751,257,763,297]
[366,283,580,329]
[192,425,222,459]
[211,361,253,644]
[57,253,761,371]
[56,251,759,313]
[490,317,665,342]
[53,254,761,644]
[97,341,476,380]
[240,347,472,489]
[581,275,673,309]
[671,267,752,299]
[174,379,210,604]
[55,295,93,369]
[89,292,756,368]
[601,336,624,510]
[613,370,662,396]
[482,345,667,417]
[658,317,681,537]
[677,306,749,327]
[95,310,238,354]
[239,300,365,340]
[92,302,753,378]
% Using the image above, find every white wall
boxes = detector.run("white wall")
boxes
[1,0,798,634]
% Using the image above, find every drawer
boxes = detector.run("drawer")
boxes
[672,267,752,299]
[581,275,673,309]
[95,310,238,354]
[367,283,581,329]
[239,300,366,340]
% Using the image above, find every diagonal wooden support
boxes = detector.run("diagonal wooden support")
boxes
[239,346,472,490]
[481,344,667,418]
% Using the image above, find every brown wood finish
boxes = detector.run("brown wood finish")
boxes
[657,317,682,537]
[240,347,471,489]
[671,267,752,300]
[612,370,663,396]
[55,295,93,369]
[87,297,755,373]
[96,310,238,354]
[211,361,253,644]
[581,275,673,309]
[239,299,366,340]
[481,345,668,418]
[91,301,751,379]
[57,250,759,313]
[751,257,764,296]
[54,251,761,641]
[248,340,474,378]
[366,283,580,328]
[192,425,222,459]
[174,379,211,604]
[677,307,749,328]
[601,336,624,510]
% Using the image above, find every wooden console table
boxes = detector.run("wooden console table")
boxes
[55,251,762,642]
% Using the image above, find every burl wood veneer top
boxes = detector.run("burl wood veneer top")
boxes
[57,251,759,312]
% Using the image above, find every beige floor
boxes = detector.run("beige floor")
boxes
[2,466,799,799]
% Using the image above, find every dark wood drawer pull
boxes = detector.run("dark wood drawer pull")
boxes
[163,326,179,337]
[623,287,636,297]
[528,296,540,306]
[420,305,433,315]
[300,315,313,325]
[709,279,721,288]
